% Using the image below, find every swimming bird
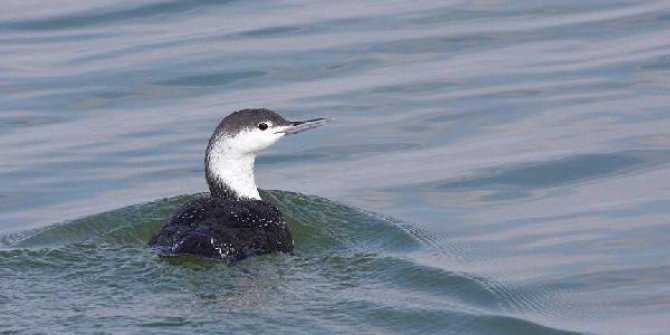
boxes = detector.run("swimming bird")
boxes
[149,108,329,262]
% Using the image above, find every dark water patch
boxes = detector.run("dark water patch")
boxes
[0,31,110,45]
[328,300,584,335]
[437,150,670,192]
[475,314,586,335]
[236,25,307,38]
[395,106,512,135]
[0,0,235,31]
[540,265,670,294]
[408,8,505,26]
[370,80,458,95]
[92,90,134,100]
[2,80,182,116]
[159,70,265,87]
[368,34,504,55]
[638,54,670,71]
[138,317,191,328]
[261,57,381,82]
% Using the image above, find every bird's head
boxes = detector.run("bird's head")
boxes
[209,108,329,155]
[205,108,329,200]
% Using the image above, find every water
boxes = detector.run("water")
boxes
[1,1,670,334]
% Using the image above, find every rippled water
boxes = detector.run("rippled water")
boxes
[2,1,670,334]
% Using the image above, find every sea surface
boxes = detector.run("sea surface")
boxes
[2,1,670,334]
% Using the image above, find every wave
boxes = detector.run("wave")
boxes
[0,191,585,334]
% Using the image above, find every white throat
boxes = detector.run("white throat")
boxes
[206,137,261,200]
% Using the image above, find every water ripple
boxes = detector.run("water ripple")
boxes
[2,0,670,334]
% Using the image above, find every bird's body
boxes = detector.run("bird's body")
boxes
[149,108,328,263]
[149,197,293,262]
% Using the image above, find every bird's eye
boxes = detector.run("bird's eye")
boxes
[257,123,268,131]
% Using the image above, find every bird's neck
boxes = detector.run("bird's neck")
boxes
[205,139,261,201]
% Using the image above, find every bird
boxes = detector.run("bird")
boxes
[149,108,329,263]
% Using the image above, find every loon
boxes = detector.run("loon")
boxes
[149,108,329,263]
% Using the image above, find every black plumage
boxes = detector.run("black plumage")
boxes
[149,197,293,263]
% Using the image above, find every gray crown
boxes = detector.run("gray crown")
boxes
[213,108,289,136]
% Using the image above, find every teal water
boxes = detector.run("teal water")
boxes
[2,1,670,334]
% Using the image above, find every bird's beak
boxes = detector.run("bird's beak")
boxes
[280,118,330,135]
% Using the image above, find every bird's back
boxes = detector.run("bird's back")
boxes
[149,196,293,262]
